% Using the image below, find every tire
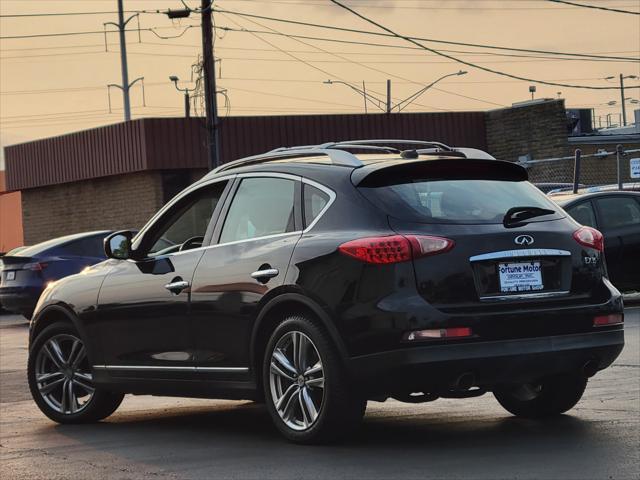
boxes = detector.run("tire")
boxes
[28,321,124,424]
[493,374,587,419]
[262,314,366,444]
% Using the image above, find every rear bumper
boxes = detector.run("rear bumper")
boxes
[0,287,40,316]
[349,328,624,394]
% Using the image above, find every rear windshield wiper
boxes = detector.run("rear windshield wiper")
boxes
[503,206,555,227]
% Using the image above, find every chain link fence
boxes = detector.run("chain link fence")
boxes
[519,146,640,193]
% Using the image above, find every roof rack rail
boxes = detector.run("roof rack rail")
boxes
[210,139,494,175]
[328,139,455,151]
[211,148,363,174]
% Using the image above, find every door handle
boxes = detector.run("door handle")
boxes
[164,280,190,294]
[251,268,279,282]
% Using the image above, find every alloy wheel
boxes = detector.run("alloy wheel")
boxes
[34,333,95,415]
[268,331,325,431]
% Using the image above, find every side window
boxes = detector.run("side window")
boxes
[566,201,597,228]
[596,196,640,230]
[147,181,227,254]
[303,183,330,228]
[220,177,295,243]
[61,235,107,258]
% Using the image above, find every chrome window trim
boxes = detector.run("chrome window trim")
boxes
[208,231,303,249]
[93,365,249,373]
[469,249,571,262]
[479,291,570,302]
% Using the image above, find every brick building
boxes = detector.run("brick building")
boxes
[5,100,638,245]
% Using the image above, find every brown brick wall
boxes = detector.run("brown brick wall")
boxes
[21,171,165,245]
[486,100,569,162]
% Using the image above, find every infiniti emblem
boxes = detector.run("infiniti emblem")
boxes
[514,235,534,246]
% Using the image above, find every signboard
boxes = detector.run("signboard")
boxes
[631,158,640,179]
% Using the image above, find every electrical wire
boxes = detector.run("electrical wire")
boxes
[220,0,640,11]
[212,8,639,62]
[327,0,640,90]
[547,0,640,15]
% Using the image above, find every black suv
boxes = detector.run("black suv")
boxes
[27,140,624,443]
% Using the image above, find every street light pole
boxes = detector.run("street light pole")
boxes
[393,71,467,112]
[169,76,194,118]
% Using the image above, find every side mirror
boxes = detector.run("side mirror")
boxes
[104,231,134,260]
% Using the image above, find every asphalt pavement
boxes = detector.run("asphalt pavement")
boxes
[1,308,638,480]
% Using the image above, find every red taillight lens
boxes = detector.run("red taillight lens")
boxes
[573,226,604,252]
[338,235,412,264]
[338,235,454,264]
[404,327,473,341]
[23,262,47,271]
[593,314,623,327]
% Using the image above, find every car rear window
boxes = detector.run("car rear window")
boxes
[359,179,563,225]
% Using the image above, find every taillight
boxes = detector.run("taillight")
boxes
[338,235,454,264]
[593,313,623,327]
[573,226,604,252]
[22,262,48,271]
[338,235,412,264]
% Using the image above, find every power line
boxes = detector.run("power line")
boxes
[213,8,639,62]
[219,0,640,11]
[226,13,503,108]
[327,0,640,90]
[135,39,638,62]
[0,23,199,40]
[547,0,640,15]
[220,11,444,112]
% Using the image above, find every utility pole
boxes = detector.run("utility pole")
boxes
[105,0,142,121]
[201,0,220,170]
[386,79,391,114]
[620,73,627,126]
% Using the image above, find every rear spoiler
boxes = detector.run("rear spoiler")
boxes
[351,158,528,187]
[0,256,32,268]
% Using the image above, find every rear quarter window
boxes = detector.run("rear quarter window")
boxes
[359,179,563,225]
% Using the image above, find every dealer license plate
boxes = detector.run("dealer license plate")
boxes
[498,261,543,293]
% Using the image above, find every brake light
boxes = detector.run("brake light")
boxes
[338,235,454,264]
[23,262,48,271]
[573,226,604,252]
[404,327,473,341]
[338,235,412,264]
[593,314,623,327]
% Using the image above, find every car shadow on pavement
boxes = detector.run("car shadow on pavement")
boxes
[51,400,603,454]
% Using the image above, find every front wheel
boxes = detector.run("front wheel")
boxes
[263,314,366,444]
[493,374,587,419]
[28,322,124,424]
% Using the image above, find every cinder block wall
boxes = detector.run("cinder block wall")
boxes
[21,171,165,245]
[486,100,569,161]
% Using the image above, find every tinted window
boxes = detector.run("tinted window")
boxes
[148,182,227,254]
[16,232,108,257]
[304,184,330,227]
[360,180,561,224]
[596,196,640,230]
[220,177,295,243]
[566,202,597,228]
[61,235,108,258]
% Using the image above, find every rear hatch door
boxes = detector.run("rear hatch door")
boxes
[355,159,605,310]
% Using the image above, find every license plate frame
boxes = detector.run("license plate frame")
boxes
[497,261,543,293]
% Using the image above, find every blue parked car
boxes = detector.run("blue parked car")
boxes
[0,231,113,318]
